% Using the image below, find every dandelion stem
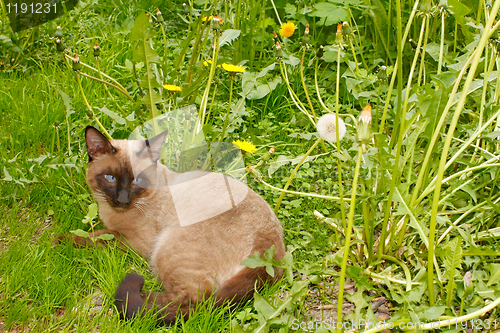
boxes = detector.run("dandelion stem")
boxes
[381,255,412,291]
[55,126,60,153]
[314,58,327,110]
[186,21,208,83]
[96,60,126,118]
[160,24,168,60]
[438,11,445,74]
[300,48,317,122]
[278,60,315,125]
[335,44,347,231]
[453,20,458,53]
[175,16,201,69]
[205,83,218,126]
[336,145,363,333]
[78,72,130,100]
[378,0,420,132]
[417,17,430,86]
[220,78,234,141]
[346,12,369,70]
[75,74,111,139]
[259,178,350,202]
[314,59,357,125]
[471,42,496,162]
[348,39,360,76]
[198,31,220,134]
[64,54,132,100]
[494,48,500,104]
[141,36,159,134]
[300,48,326,154]
[269,0,282,26]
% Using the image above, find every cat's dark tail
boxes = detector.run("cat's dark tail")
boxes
[114,273,146,320]
[114,266,282,326]
[114,273,188,326]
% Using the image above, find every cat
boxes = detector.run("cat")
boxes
[57,126,285,325]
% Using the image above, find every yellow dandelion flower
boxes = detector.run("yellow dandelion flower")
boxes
[279,21,295,38]
[222,63,245,73]
[202,15,213,22]
[233,140,257,154]
[163,84,181,92]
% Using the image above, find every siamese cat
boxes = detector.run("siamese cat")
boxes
[58,126,285,325]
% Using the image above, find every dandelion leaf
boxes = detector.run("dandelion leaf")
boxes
[219,29,240,47]
[443,238,462,306]
[82,203,98,224]
[310,3,348,26]
[130,12,156,41]
[96,233,114,241]
[394,188,429,248]
[132,41,160,64]
[2,167,12,181]
[486,263,500,286]
[70,229,90,238]
[57,88,74,118]
[97,106,126,125]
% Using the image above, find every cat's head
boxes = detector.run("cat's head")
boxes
[85,126,168,209]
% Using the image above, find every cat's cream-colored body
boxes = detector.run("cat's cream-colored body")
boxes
[80,127,285,324]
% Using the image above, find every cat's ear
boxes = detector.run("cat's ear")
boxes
[85,126,116,161]
[141,129,168,162]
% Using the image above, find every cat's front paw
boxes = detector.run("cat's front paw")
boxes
[53,234,96,248]
[53,234,71,246]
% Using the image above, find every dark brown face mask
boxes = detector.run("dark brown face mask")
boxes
[6,0,79,32]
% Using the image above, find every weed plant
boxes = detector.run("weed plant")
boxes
[2,0,500,332]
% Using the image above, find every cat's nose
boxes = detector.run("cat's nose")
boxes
[117,189,130,204]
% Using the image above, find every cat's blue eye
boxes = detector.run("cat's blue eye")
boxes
[132,178,142,185]
[104,174,116,183]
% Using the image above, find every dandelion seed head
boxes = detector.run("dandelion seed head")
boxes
[316,113,346,143]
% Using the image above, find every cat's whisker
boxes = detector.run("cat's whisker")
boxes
[93,194,107,202]
[134,202,147,215]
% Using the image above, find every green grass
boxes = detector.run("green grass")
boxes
[3,0,500,332]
